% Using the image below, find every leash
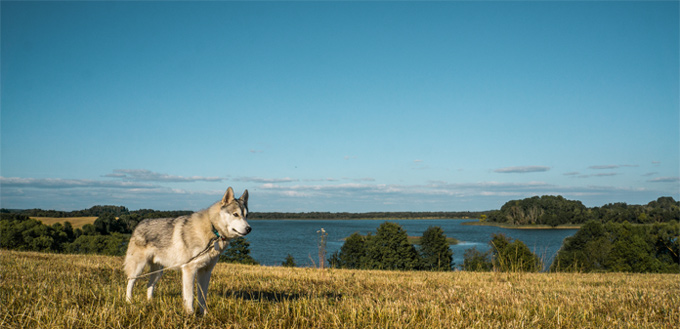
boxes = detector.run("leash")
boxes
[127,230,225,280]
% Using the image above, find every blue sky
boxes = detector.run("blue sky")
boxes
[1,1,678,212]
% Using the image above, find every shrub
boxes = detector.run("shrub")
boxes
[551,221,680,273]
[219,237,259,265]
[462,247,493,271]
[362,222,421,270]
[282,254,296,267]
[419,226,454,271]
[490,234,542,272]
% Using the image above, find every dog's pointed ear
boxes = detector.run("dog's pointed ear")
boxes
[239,189,249,207]
[222,187,235,205]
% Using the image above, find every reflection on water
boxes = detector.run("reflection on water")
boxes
[246,219,577,271]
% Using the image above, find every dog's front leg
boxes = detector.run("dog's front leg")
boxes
[181,266,197,314]
[196,267,213,315]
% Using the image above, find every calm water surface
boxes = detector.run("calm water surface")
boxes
[246,219,577,270]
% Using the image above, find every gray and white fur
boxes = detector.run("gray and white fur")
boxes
[124,187,251,314]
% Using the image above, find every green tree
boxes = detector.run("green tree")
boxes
[419,226,454,271]
[219,237,259,265]
[118,213,142,233]
[330,232,367,269]
[551,221,679,273]
[65,233,128,256]
[282,254,296,267]
[550,221,609,272]
[488,195,590,226]
[93,213,124,235]
[0,214,30,249]
[81,224,98,236]
[363,222,421,270]
[605,222,662,273]
[490,234,542,272]
[462,247,493,271]
[649,221,680,271]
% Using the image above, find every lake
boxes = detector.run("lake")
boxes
[246,219,578,271]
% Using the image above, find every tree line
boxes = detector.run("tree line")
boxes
[2,213,677,273]
[459,221,678,273]
[327,222,546,272]
[486,196,678,226]
[1,207,485,221]
[1,205,193,220]
[0,213,128,256]
[550,220,679,273]
[0,213,256,265]
[329,220,678,274]
[5,195,676,225]
[249,211,484,220]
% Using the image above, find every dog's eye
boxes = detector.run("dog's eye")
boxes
[233,212,240,217]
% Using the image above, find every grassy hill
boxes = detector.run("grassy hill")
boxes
[31,216,97,229]
[1,250,677,328]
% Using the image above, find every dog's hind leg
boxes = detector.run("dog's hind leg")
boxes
[146,263,164,300]
[125,258,147,303]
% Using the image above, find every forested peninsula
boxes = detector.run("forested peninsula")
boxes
[484,196,678,226]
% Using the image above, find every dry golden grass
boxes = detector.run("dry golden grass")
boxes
[31,217,98,229]
[1,250,678,328]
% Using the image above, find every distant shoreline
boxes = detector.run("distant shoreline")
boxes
[248,217,475,221]
[32,215,581,230]
[31,216,475,229]
[461,221,581,230]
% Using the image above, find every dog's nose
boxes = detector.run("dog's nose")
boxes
[245,226,252,234]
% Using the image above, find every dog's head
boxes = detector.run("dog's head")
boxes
[217,187,251,238]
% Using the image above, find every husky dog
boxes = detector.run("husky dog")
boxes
[124,187,251,314]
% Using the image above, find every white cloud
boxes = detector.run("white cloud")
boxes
[648,177,680,183]
[592,173,619,177]
[250,179,674,211]
[589,165,619,170]
[0,176,157,189]
[302,178,340,182]
[588,164,638,170]
[342,177,375,182]
[105,169,224,182]
[2,173,677,212]
[577,173,620,178]
[233,177,299,183]
[494,166,551,174]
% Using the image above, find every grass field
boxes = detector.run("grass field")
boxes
[1,250,678,328]
[31,217,98,229]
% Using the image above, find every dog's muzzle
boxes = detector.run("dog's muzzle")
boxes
[232,226,252,236]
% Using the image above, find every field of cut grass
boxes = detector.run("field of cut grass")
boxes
[1,250,678,328]
[31,216,98,229]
